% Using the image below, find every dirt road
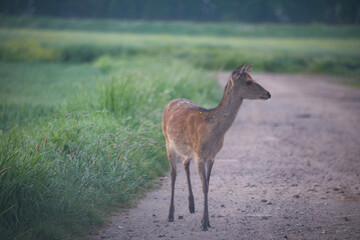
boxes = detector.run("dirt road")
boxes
[97,73,360,240]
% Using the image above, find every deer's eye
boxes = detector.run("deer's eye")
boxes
[246,81,252,85]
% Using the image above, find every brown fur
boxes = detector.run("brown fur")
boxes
[162,64,271,230]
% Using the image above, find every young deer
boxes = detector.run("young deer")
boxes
[162,64,271,231]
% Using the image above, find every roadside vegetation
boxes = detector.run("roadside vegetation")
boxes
[0,57,220,239]
[0,16,359,239]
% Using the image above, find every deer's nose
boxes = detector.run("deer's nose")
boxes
[267,92,271,99]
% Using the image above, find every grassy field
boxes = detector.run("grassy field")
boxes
[1,16,359,239]
[1,16,360,76]
[1,16,359,39]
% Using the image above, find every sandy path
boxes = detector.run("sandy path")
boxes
[97,73,360,240]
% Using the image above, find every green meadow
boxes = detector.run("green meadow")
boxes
[0,16,359,239]
[1,16,360,75]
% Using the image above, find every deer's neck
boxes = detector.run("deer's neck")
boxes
[211,81,243,135]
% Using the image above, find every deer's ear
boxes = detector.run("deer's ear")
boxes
[245,64,253,73]
[231,63,245,80]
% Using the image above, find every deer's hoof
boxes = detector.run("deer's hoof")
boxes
[201,225,208,231]
[201,219,211,231]
[189,205,195,214]
[168,215,174,222]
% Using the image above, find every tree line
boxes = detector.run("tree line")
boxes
[1,0,359,24]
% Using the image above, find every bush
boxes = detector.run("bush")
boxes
[0,39,59,62]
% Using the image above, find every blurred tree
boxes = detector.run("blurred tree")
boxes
[0,0,359,24]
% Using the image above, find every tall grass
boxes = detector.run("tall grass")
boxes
[0,57,221,239]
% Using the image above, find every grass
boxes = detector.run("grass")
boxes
[0,16,359,239]
[0,62,102,105]
[0,62,103,131]
[341,81,360,88]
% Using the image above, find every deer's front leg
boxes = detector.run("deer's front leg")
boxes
[197,161,210,231]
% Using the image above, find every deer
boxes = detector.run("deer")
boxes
[162,64,271,231]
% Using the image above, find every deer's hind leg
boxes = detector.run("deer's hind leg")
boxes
[196,159,211,231]
[183,157,195,214]
[206,159,214,185]
[166,142,177,222]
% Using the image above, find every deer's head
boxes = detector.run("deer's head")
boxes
[230,64,271,100]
